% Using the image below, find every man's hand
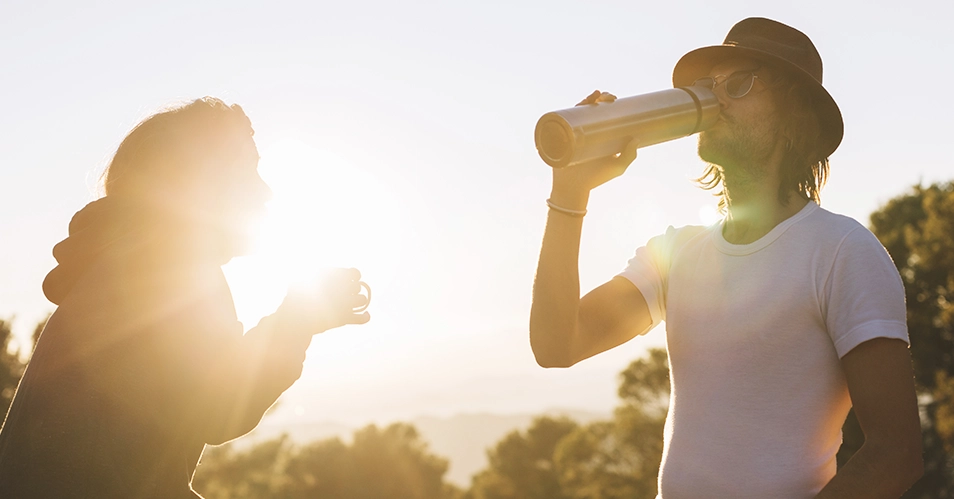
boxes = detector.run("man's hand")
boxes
[278,268,371,335]
[531,90,647,368]
[575,89,618,106]
[550,90,638,210]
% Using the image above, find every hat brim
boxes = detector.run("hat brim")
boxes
[673,45,844,159]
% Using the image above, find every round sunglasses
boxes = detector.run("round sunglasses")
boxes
[692,71,760,99]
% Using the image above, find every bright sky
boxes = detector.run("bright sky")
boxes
[2,0,952,428]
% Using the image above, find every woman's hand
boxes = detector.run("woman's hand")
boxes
[549,90,638,210]
[278,267,371,335]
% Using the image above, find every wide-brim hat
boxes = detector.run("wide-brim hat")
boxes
[672,17,843,159]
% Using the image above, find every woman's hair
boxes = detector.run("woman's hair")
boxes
[102,97,253,200]
[696,64,830,213]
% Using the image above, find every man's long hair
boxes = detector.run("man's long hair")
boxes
[696,66,830,213]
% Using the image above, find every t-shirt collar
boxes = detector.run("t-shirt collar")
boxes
[712,201,819,256]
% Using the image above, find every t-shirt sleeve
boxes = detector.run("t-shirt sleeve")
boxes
[617,225,703,332]
[825,226,909,358]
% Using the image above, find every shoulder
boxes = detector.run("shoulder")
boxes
[648,224,711,254]
[625,224,712,276]
[799,204,888,255]
[666,224,711,241]
[804,204,872,239]
[796,203,856,231]
[809,207,904,298]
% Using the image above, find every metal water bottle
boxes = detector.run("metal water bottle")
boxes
[534,86,720,168]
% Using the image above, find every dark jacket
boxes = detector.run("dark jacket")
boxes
[0,198,312,498]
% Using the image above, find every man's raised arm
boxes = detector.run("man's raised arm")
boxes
[529,130,651,368]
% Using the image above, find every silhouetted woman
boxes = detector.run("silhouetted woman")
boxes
[0,97,370,498]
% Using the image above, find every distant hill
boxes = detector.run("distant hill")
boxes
[233,408,608,487]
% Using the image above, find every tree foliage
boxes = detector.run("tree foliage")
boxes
[0,319,23,417]
[193,434,291,498]
[870,183,954,387]
[862,182,954,497]
[467,348,670,499]
[0,316,46,419]
[466,416,579,499]
[554,348,669,499]
[193,423,461,499]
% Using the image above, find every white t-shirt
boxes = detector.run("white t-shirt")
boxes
[618,202,908,499]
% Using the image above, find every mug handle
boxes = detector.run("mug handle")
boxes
[353,281,372,313]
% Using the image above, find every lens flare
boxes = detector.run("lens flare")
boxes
[224,138,404,330]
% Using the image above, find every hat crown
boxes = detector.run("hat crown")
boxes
[671,17,844,158]
[723,18,823,84]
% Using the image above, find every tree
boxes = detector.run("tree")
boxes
[870,183,954,388]
[554,348,669,499]
[848,182,954,498]
[0,315,46,419]
[0,319,22,417]
[288,423,458,499]
[193,423,461,499]
[466,416,579,499]
[466,348,670,499]
[192,434,291,498]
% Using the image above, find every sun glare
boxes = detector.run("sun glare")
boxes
[698,204,722,226]
[224,138,405,330]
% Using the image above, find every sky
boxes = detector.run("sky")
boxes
[2,0,953,428]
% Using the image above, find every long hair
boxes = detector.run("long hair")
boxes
[696,65,830,213]
[102,97,253,201]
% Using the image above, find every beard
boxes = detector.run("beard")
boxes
[698,114,780,177]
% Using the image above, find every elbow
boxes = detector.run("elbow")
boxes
[895,455,924,494]
[900,433,925,487]
[904,447,925,488]
[195,394,276,446]
[870,436,925,491]
[911,460,925,486]
[529,332,575,368]
[533,351,574,369]
[528,317,580,369]
[202,414,262,446]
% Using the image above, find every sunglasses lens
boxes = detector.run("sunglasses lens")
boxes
[692,77,716,90]
[725,72,755,98]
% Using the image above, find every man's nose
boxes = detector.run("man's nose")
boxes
[714,86,730,110]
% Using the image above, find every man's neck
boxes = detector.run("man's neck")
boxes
[722,190,808,245]
[720,153,808,245]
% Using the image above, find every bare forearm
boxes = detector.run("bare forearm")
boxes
[814,443,922,499]
[529,189,589,367]
[530,140,637,367]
